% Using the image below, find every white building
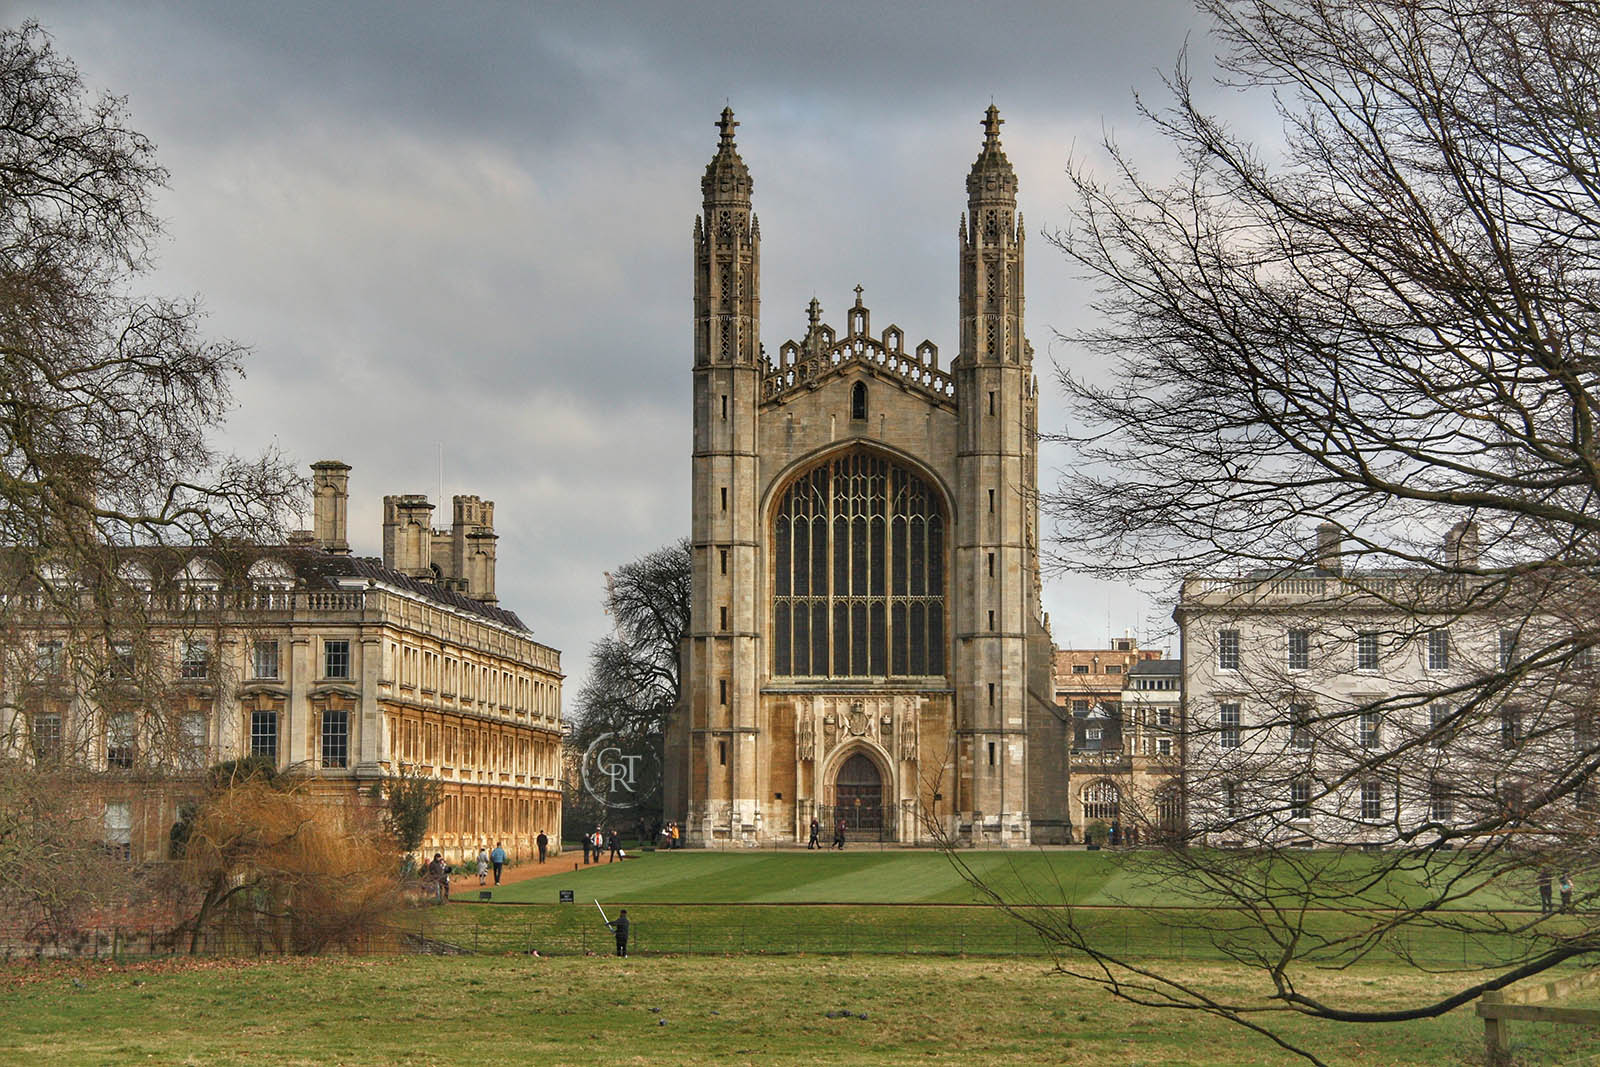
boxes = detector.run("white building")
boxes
[1176,523,1595,849]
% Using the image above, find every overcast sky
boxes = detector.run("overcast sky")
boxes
[34,0,1237,698]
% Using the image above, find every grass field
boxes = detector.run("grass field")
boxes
[4,954,1597,1066]
[6,851,1592,1066]
[416,851,1565,969]
[504,848,1531,909]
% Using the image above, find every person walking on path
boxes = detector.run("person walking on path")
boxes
[491,841,507,884]
[1539,870,1553,913]
[608,829,622,862]
[1561,872,1574,913]
[607,909,630,958]
[591,827,604,864]
[536,830,548,864]
[833,818,846,850]
[808,817,820,850]
[476,847,489,887]
[582,831,592,865]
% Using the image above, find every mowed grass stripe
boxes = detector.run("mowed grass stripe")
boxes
[505,851,1137,905]
[505,849,1533,909]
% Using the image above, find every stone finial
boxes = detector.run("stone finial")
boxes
[967,105,1016,199]
[702,107,752,203]
[807,297,822,328]
[853,284,865,308]
[982,104,1003,148]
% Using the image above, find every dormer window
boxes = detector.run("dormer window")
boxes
[247,558,295,610]
[177,557,222,611]
[851,381,867,421]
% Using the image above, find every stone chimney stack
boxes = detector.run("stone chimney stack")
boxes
[451,495,498,603]
[382,494,435,577]
[1315,523,1343,575]
[1444,520,1479,570]
[310,460,351,555]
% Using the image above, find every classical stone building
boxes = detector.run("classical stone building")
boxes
[3,461,562,864]
[664,108,1057,846]
[1176,522,1597,849]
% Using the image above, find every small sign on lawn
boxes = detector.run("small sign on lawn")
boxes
[559,889,575,903]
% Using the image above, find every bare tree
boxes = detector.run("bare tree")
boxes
[0,21,300,931]
[1017,0,1600,1060]
[567,539,690,832]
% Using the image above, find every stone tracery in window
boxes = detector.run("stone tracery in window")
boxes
[772,451,945,678]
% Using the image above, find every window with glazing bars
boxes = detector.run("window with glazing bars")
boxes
[250,710,278,761]
[1427,629,1450,670]
[1361,780,1383,821]
[321,709,349,768]
[107,711,135,768]
[1217,630,1239,670]
[1287,629,1309,670]
[771,452,945,677]
[324,639,350,679]
[1219,703,1241,749]
[1290,778,1311,820]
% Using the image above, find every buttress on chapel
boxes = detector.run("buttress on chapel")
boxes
[663,107,1060,846]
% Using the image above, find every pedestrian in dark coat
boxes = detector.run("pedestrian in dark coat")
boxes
[535,830,548,864]
[582,832,592,864]
[833,818,846,850]
[1539,870,1553,913]
[608,829,622,862]
[607,909,630,957]
[1561,872,1574,913]
[808,818,820,850]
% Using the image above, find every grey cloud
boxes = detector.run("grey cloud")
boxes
[38,0,1224,692]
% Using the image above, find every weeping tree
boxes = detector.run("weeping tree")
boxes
[1002,0,1600,1061]
[179,762,402,955]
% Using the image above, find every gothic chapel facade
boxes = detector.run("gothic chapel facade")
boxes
[664,108,1060,846]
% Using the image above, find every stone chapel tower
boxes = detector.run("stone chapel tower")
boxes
[953,106,1044,842]
[676,108,764,836]
[665,108,1058,847]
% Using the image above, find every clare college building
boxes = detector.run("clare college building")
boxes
[664,109,1061,846]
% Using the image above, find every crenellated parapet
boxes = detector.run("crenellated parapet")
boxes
[763,288,954,406]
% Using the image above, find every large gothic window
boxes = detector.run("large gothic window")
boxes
[772,451,945,677]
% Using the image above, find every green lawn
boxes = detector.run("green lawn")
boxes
[507,849,1136,904]
[504,847,1532,909]
[447,850,1562,969]
[4,954,1596,1066]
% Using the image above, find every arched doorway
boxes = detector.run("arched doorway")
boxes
[834,752,884,831]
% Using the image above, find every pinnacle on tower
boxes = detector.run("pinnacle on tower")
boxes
[702,106,752,203]
[967,104,1016,199]
[982,104,1003,148]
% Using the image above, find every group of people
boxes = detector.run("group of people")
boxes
[806,817,849,850]
[581,826,625,863]
[470,842,511,886]
[658,821,682,849]
[1537,870,1577,914]
[417,832,559,903]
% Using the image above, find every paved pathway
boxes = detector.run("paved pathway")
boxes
[449,849,639,899]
